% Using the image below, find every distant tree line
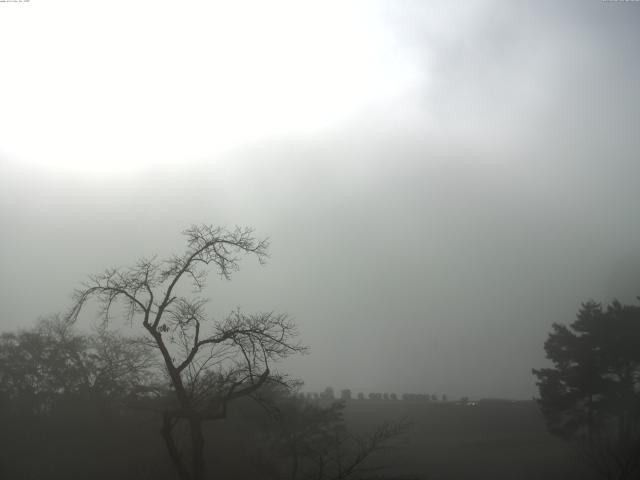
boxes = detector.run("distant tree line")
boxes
[301,390,454,403]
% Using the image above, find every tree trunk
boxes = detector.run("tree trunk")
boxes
[288,438,299,480]
[190,417,206,480]
[162,414,191,480]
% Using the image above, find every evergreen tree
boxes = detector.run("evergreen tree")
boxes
[533,300,640,480]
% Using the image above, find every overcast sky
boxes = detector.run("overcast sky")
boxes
[1,0,640,399]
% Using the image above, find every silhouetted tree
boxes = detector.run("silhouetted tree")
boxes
[253,387,411,480]
[533,300,640,480]
[322,386,336,401]
[66,225,306,480]
[0,317,161,479]
[0,316,154,412]
[357,392,364,400]
[341,389,352,401]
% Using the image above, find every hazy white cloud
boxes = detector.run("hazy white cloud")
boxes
[1,1,640,399]
[0,0,419,175]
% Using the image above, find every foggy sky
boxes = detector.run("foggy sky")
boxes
[2,1,640,400]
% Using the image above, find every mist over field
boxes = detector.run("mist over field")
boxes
[2,0,639,400]
[1,2,640,479]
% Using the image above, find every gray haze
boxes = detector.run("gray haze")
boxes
[2,1,640,400]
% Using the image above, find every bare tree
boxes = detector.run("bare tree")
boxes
[0,315,155,413]
[67,225,306,480]
[257,391,412,480]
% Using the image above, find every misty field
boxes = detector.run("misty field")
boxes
[340,399,598,480]
[0,393,608,479]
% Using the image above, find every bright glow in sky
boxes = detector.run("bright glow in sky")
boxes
[0,0,419,176]
[2,0,640,400]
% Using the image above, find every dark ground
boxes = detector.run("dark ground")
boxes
[342,399,599,480]
[0,394,601,479]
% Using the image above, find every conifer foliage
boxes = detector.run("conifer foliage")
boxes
[533,300,640,480]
